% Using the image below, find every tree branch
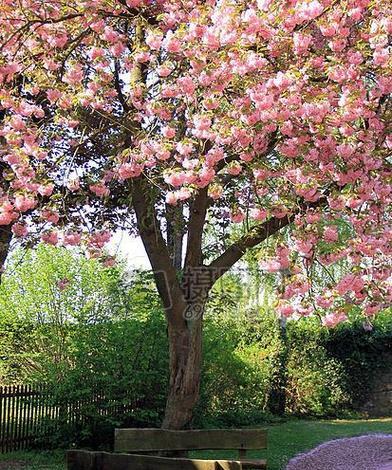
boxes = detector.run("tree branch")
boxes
[131,178,187,324]
[207,214,292,286]
[166,204,185,271]
[184,187,209,269]
[114,59,130,113]
[206,196,328,287]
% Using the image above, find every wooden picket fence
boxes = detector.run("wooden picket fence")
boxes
[0,384,59,453]
[0,384,135,453]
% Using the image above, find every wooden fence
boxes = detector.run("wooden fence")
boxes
[0,384,58,452]
[0,384,135,453]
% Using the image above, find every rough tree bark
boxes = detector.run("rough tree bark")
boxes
[0,225,12,284]
[162,312,204,429]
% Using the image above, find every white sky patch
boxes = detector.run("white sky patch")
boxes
[108,231,151,269]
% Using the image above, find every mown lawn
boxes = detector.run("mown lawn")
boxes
[0,418,391,470]
[194,418,392,469]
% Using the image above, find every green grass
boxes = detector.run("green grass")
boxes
[0,418,391,470]
[194,418,392,470]
[0,449,65,469]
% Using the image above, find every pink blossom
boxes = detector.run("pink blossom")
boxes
[63,65,84,85]
[89,19,105,33]
[231,211,245,223]
[296,187,321,202]
[103,257,116,268]
[177,188,192,201]
[324,226,339,242]
[103,27,118,43]
[9,116,25,131]
[88,230,111,249]
[157,65,173,77]
[126,0,143,6]
[193,116,212,131]
[205,147,224,166]
[373,48,390,66]
[3,154,21,166]
[11,223,28,237]
[227,162,242,175]
[38,184,54,197]
[177,76,197,97]
[41,209,60,224]
[46,89,62,103]
[50,34,68,49]
[164,172,186,187]
[336,144,355,160]
[260,260,283,273]
[66,178,80,192]
[293,33,312,55]
[272,206,288,219]
[14,196,37,212]
[298,0,324,21]
[176,142,194,156]
[295,239,314,258]
[316,296,333,309]
[110,42,126,57]
[277,304,294,318]
[41,231,59,246]
[58,278,70,291]
[163,32,181,53]
[322,312,348,328]
[90,183,109,197]
[202,29,220,50]
[63,231,82,246]
[250,208,267,221]
[146,32,163,50]
[336,274,365,296]
[135,52,151,64]
[0,211,16,225]
[364,304,380,317]
[306,212,321,224]
[197,167,215,187]
[166,191,178,205]
[162,126,176,139]
[89,47,105,60]
[118,163,142,179]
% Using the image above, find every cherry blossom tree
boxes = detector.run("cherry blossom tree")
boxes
[0,0,391,428]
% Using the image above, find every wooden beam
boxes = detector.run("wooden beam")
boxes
[114,428,267,452]
[67,450,243,470]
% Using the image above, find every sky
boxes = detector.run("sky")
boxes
[108,231,151,269]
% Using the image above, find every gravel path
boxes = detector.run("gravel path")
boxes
[286,434,392,470]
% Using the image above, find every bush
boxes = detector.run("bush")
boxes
[0,247,169,447]
[285,313,392,416]
[285,323,351,416]
[196,313,273,427]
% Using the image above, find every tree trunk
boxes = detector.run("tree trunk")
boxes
[268,316,288,416]
[0,226,12,283]
[162,311,203,430]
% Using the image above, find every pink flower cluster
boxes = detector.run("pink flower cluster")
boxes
[0,0,389,323]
